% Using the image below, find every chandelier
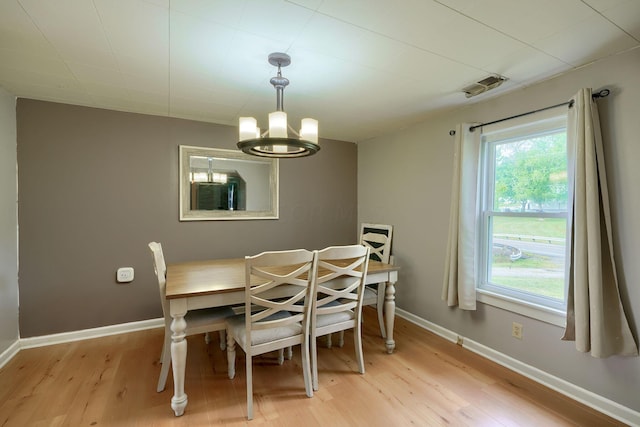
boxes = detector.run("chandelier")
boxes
[237,52,320,158]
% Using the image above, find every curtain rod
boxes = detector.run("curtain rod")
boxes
[448,88,610,136]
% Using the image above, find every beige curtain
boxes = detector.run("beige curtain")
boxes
[442,123,480,310]
[562,88,638,357]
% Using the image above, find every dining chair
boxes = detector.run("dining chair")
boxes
[311,244,370,391]
[226,249,317,420]
[360,223,393,339]
[148,242,234,393]
[325,223,393,348]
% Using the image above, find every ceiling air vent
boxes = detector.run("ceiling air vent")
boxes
[462,75,507,98]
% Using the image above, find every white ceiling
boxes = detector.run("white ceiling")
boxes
[1,0,638,143]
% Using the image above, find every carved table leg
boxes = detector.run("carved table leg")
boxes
[384,280,396,354]
[170,303,188,416]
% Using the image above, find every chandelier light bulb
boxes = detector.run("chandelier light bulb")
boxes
[300,118,318,143]
[269,111,288,138]
[239,117,257,141]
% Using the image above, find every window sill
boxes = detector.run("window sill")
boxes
[477,289,566,327]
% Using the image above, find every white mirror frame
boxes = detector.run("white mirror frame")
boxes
[179,145,279,221]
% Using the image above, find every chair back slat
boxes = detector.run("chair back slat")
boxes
[360,223,392,263]
[148,242,169,321]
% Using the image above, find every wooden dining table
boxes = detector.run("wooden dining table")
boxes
[165,256,399,416]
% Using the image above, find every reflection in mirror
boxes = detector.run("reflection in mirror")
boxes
[189,156,247,211]
[179,146,279,221]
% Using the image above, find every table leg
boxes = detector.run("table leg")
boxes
[170,305,188,416]
[384,280,396,354]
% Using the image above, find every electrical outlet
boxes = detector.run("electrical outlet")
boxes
[117,267,134,283]
[512,322,523,339]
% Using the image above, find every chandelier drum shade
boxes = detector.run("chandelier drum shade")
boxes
[237,52,320,158]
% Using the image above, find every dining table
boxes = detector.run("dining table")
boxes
[165,256,399,416]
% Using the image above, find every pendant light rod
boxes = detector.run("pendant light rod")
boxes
[269,53,290,112]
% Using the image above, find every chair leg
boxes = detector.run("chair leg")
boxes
[218,330,226,351]
[326,334,332,348]
[302,339,313,397]
[311,334,319,391]
[337,331,345,348]
[159,338,165,363]
[204,332,211,344]
[246,351,253,420]
[157,332,172,392]
[354,325,365,375]
[227,333,236,379]
[376,283,386,339]
[276,346,294,363]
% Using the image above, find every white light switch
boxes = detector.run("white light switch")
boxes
[117,267,134,283]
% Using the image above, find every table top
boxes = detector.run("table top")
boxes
[165,257,399,300]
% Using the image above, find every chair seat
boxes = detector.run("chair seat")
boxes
[185,306,235,329]
[226,311,300,347]
[317,310,354,328]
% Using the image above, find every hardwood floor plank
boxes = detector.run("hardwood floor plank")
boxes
[0,308,627,426]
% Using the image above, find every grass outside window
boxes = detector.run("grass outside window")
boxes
[490,216,566,300]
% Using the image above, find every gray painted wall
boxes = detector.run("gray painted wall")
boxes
[0,87,19,355]
[16,100,357,338]
[358,48,640,411]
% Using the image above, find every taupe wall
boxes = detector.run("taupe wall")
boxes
[17,100,357,338]
[0,87,18,355]
[358,47,640,411]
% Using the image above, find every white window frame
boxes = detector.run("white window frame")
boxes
[476,110,569,327]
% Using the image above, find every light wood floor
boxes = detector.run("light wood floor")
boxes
[0,308,626,426]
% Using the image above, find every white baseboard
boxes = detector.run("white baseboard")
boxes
[395,307,459,343]
[19,317,164,349]
[395,308,640,427]
[0,339,20,369]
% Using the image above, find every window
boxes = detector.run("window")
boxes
[477,112,569,323]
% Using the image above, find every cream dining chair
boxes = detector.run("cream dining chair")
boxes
[225,249,316,420]
[311,244,370,391]
[325,223,393,348]
[360,223,393,338]
[148,242,234,393]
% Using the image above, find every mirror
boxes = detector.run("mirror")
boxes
[179,145,279,221]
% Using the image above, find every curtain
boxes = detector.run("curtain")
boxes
[562,88,638,357]
[442,123,481,310]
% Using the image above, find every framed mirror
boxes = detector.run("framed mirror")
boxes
[179,145,279,221]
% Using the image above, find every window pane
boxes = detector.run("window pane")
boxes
[493,131,567,213]
[489,216,566,300]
